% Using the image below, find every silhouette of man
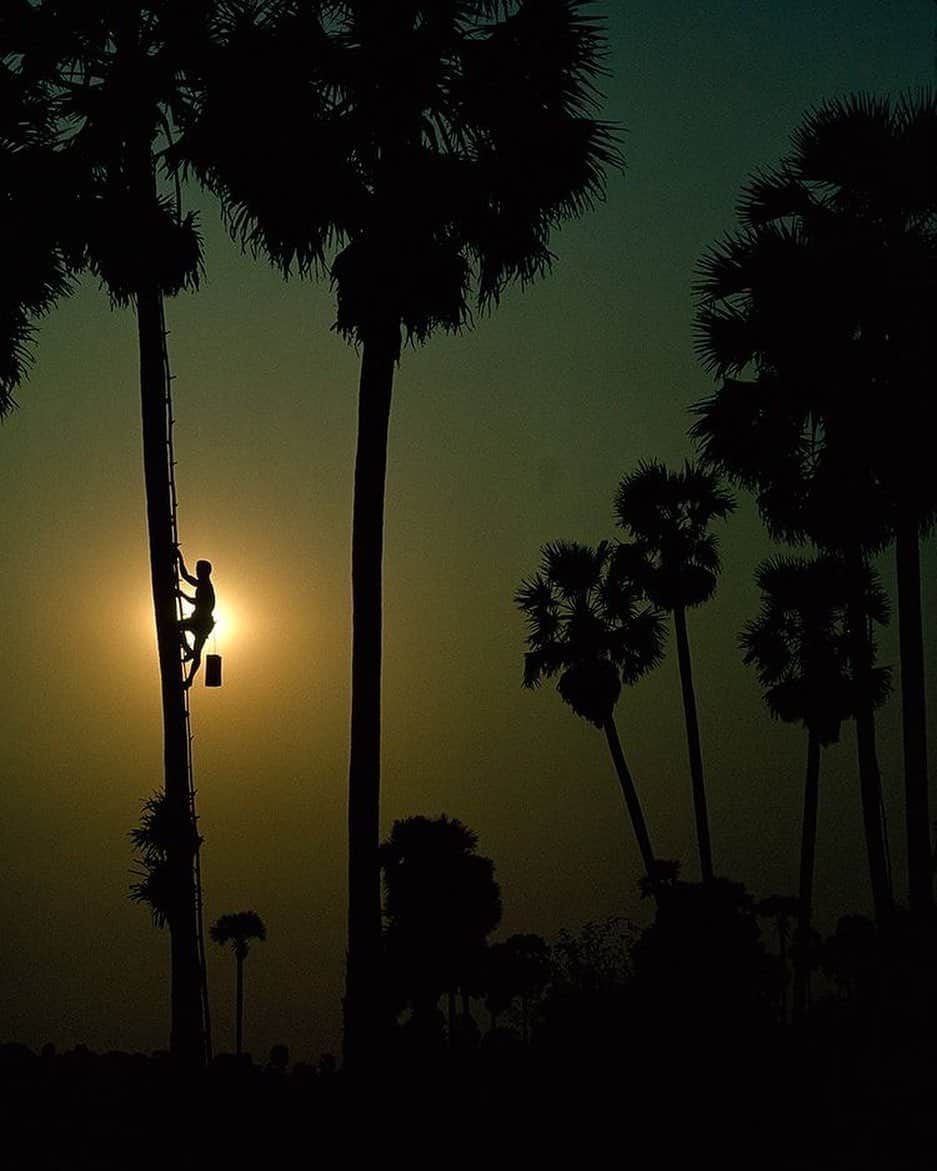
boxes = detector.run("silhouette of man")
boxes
[176,550,215,689]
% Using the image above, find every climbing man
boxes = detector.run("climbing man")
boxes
[176,549,215,689]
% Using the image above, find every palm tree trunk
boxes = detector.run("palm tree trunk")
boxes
[894,518,932,918]
[345,326,398,1070]
[845,549,892,925]
[235,951,244,1057]
[137,280,203,1066]
[793,730,821,1022]
[602,716,658,890]
[673,605,714,882]
[447,989,457,1046]
[122,4,202,1068]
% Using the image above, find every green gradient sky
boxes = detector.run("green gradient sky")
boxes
[2,1,935,1061]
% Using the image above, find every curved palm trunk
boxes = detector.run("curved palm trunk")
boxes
[345,328,397,1070]
[673,605,714,882]
[894,518,932,918]
[845,550,892,925]
[137,281,204,1066]
[602,716,658,892]
[235,951,244,1057]
[793,731,821,1022]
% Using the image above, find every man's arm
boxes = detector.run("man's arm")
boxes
[176,587,197,604]
[176,548,199,586]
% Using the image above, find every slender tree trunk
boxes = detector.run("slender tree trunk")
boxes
[120,5,202,1068]
[235,952,244,1057]
[447,989,456,1047]
[137,282,203,1065]
[777,916,789,1025]
[793,731,821,1022]
[845,549,892,925]
[344,327,398,1071]
[602,716,658,890]
[894,518,932,918]
[673,605,714,882]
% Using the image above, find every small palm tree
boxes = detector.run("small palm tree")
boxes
[614,460,735,882]
[741,554,890,1016]
[210,911,267,1058]
[755,894,800,1024]
[516,540,666,889]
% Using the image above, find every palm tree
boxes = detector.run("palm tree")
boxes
[614,459,735,882]
[516,540,666,888]
[380,815,501,1044]
[210,911,267,1058]
[741,554,891,1016]
[182,0,621,1064]
[12,0,212,1060]
[693,91,936,919]
[754,894,800,1024]
[484,933,551,1041]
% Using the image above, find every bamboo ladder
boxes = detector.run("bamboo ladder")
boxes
[160,299,213,1063]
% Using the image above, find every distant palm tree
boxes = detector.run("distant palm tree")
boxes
[693,90,936,919]
[11,0,212,1060]
[484,933,551,1042]
[614,460,735,882]
[380,815,501,1044]
[183,0,621,1065]
[755,894,800,1023]
[210,911,267,1059]
[516,540,666,889]
[742,554,890,1016]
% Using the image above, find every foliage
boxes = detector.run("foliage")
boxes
[129,792,200,928]
[0,55,75,407]
[181,0,622,352]
[210,910,267,959]
[516,540,666,727]
[614,459,735,611]
[741,554,891,744]
[381,815,501,1019]
[692,90,937,545]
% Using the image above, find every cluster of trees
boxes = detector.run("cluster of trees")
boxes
[2,0,618,1066]
[517,90,936,1016]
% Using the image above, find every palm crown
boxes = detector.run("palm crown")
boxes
[210,910,267,959]
[516,539,666,728]
[691,90,937,545]
[182,0,621,350]
[740,555,891,747]
[614,459,735,611]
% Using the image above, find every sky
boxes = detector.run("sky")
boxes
[2,0,935,1063]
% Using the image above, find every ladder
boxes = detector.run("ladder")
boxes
[161,296,213,1064]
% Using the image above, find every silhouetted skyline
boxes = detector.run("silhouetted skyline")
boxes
[2,0,935,1064]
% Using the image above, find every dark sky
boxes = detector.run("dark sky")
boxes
[2,0,935,1062]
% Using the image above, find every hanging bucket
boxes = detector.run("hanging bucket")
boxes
[205,654,222,687]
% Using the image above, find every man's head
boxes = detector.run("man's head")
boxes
[196,560,212,578]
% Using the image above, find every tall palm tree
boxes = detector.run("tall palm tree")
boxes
[693,90,936,919]
[182,0,621,1064]
[741,554,891,1015]
[614,459,735,883]
[516,540,666,888]
[13,0,212,1061]
[210,911,267,1058]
